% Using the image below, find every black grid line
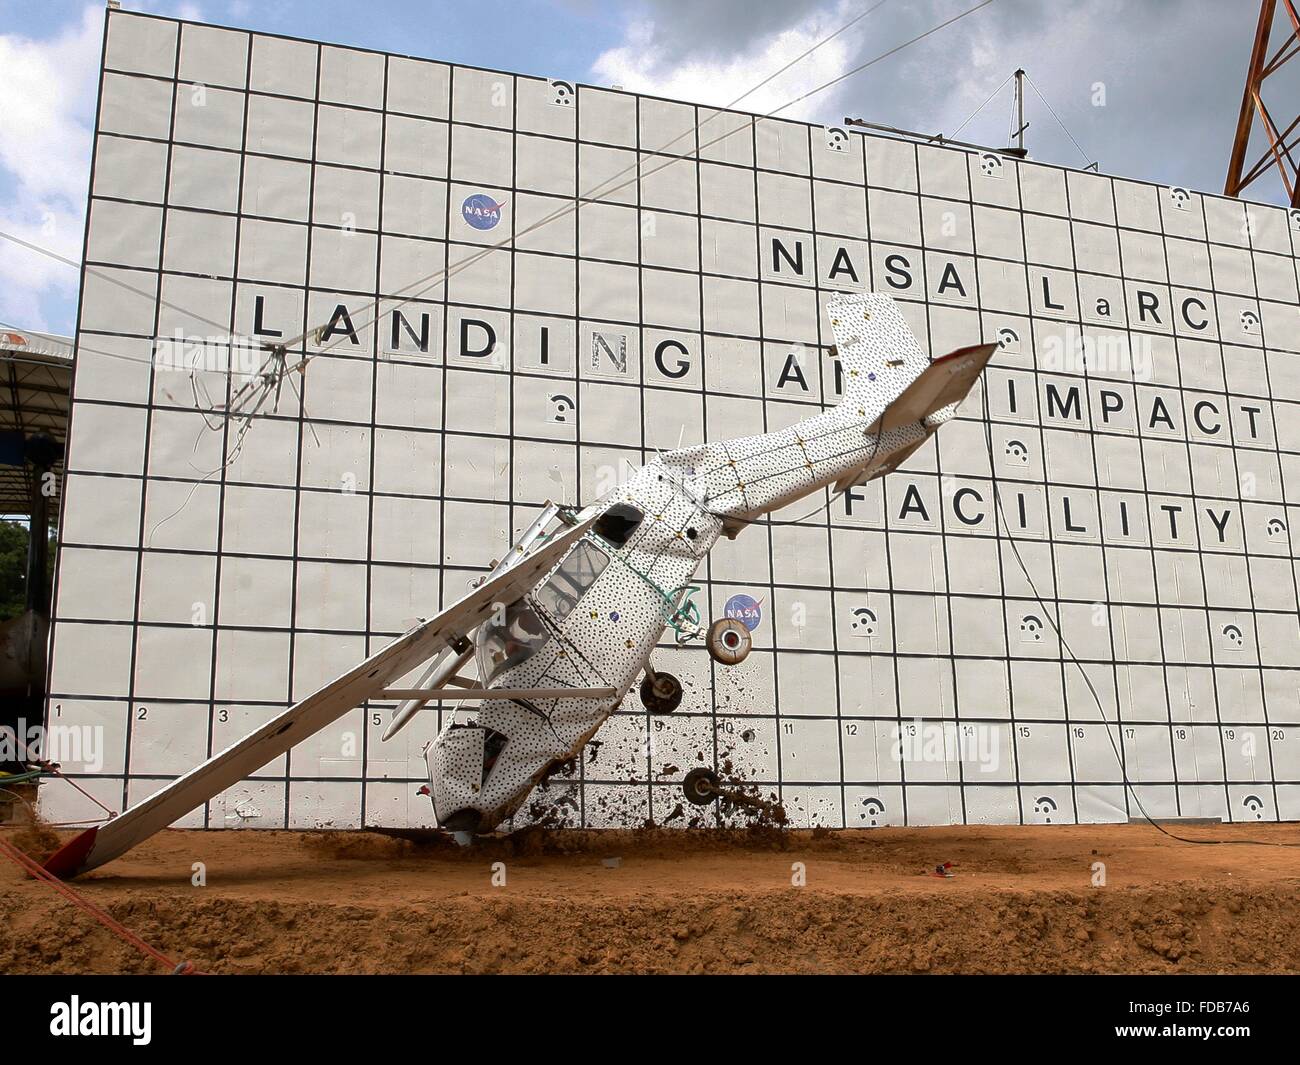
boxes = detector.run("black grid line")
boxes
[39,9,1300,832]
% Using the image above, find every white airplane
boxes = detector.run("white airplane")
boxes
[44,292,995,878]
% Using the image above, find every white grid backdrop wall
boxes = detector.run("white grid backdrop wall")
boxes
[42,9,1300,831]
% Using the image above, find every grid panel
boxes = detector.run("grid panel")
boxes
[41,10,1300,831]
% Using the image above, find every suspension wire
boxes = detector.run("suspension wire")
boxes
[776,0,996,113]
[1,1,1000,393]
[0,231,233,336]
[0,2,895,377]
[1022,70,1097,171]
[979,397,1298,847]
[948,70,1015,141]
[0,0,998,471]
[173,0,993,489]
[273,1,901,362]
[278,0,999,376]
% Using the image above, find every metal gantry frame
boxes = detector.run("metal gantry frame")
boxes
[1225,0,1300,207]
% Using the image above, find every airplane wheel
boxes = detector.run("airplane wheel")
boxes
[683,767,719,806]
[640,671,683,714]
[706,618,752,665]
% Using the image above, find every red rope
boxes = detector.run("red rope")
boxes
[15,738,118,819]
[0,837,201,974]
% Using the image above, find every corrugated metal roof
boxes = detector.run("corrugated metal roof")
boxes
[0,329,73,515]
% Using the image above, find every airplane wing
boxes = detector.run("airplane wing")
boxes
[879,342,997,432]
[43,514,597,879]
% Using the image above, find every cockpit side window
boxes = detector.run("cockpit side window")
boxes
[476,599,549,683]
[482,727,508,781]
[533,540,610,621]
[593,503,644,548]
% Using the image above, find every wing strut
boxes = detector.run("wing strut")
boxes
[382,500,565,740]
[43,515,596,879]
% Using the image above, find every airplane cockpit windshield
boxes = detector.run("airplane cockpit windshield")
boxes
[533,540,609,620]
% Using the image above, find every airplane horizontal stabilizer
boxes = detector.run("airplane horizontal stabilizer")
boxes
[879,342,998,432]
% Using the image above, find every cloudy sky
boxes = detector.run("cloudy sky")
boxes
[0,0,1291,334]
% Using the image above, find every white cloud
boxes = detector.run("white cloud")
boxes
[0,4,103,333]
[590,0,1271,201]
[590,0,865,125]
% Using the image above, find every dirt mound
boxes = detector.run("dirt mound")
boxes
[6,821,61,864]
[3,880,1297,975]
[2,823,1297,974]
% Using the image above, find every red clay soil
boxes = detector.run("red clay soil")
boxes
[1,822,1298,974]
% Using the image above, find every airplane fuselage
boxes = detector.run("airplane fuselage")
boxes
[41,293,995,879]
[426,460,723,830]
[424,292,982,832]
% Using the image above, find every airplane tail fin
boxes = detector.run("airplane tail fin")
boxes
[660,292,994,523]
[827,292,931,414]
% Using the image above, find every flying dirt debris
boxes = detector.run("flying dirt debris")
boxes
[44,292,993,879]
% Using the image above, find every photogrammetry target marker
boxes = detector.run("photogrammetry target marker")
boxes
[39,8,1300,838]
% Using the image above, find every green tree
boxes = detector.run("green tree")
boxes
[0,519,57,621]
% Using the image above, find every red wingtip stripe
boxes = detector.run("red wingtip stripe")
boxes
[933,341,998,364]
[41,826,99,880]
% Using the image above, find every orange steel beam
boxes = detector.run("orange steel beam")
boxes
[1225,0,1300,207]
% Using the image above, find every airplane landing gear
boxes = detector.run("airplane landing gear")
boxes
[682,767,719,805]
[681,767,787,823]
[640,669,683,714]
[706,618,752,665]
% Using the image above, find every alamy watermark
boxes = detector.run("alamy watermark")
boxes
[1,718,103,773]
[50,997,150,1045]
[1039,326,1152,380]
[153,330,271,379]
[891,719,1001,774]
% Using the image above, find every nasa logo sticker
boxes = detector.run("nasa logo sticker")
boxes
[723,593,762,632]
[462,193,506,231]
